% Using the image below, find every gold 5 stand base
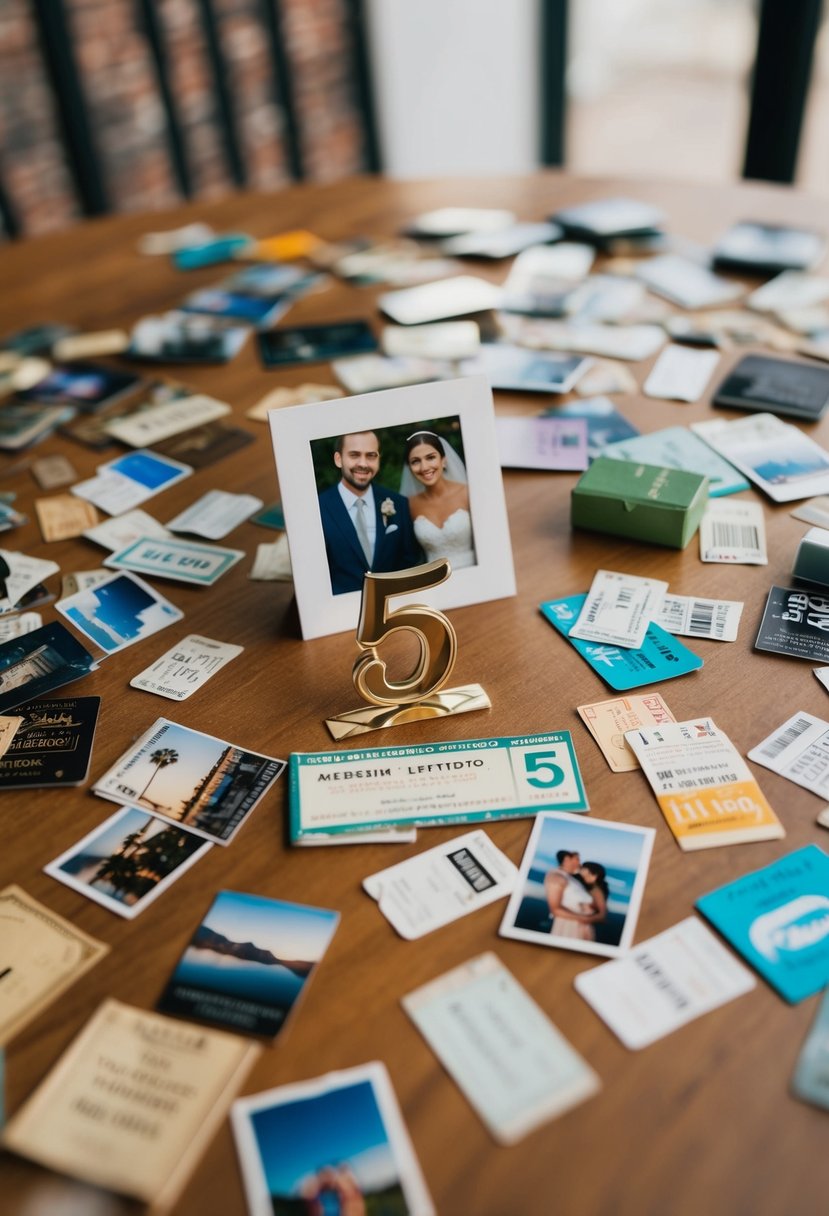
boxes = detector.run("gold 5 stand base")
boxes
[325,684,490,741]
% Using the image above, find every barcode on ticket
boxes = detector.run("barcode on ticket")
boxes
[757,716,813,760]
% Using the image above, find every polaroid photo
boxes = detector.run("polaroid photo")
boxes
[269,376,516,639]
[45,805,210,919]
[93,717,286,845]
[157,889,339,1038]
[231,1062,435,1216]
[498,811,655,958]
[0,621,97,714]
[56,571,182,654]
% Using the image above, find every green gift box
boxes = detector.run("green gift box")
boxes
[571,456,709,549]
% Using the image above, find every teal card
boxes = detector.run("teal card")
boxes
[252,502,285,530]
[540,593,703,690]
[601,425,749,497]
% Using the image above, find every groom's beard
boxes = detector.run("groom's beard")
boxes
[341,468,376,492]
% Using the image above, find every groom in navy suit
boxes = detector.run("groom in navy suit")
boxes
[319,430,422,595]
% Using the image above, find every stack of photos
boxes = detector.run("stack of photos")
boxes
[157,890,339,1038]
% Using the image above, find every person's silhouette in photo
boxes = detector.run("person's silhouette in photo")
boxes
[318,430,422,595]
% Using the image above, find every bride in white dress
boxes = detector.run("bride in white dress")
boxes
[400,431,476,569]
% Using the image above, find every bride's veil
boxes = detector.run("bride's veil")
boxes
[399,432,468,497]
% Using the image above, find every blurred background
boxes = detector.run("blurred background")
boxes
[1,0,828,238]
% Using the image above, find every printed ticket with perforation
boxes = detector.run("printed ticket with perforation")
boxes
[289,732,588,841]
[625,717,784,850]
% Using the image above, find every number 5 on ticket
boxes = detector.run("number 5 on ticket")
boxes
[289,732,588,841]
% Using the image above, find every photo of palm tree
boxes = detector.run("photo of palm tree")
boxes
[45,806,211,919]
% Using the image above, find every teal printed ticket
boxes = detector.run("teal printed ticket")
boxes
[289,732,588,840]
[105,536,243,586]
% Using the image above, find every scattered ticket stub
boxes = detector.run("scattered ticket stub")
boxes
[289,732,588,842]
[577,693,675,772]
[31,454,77,490]
[748,710,829,797]
[166,489,263,540]
[569,569,667,650]
[130,634,243,701]
[83,508,171,552]
[105,536,244,586]
[792,988,829,1109]
[104,393,230,447]
[643,344,720,402]
[35,494,98,542]
[363,830,518,940]
[574,917,756,1050]
[699,498,767,564]
[0,612,41,643]
[654,594,743,641]
[625,717,784,850]
[403,952,600,1144]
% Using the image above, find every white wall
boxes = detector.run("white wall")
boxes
[365,0,540,178]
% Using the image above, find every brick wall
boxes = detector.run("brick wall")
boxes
[0,0,368,238]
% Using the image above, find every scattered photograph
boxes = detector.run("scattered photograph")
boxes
[0,621,97,714]
[231,1062,435,1216]
[499,811,655,958]
[56,571,183,654]
[129,310,250,363]
[16,362,142,411]
[93,717,286,845]
[157,890,339,1038]
[45,805,210,919]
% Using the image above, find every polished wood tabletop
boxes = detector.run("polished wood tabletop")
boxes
[2,172,829,1216]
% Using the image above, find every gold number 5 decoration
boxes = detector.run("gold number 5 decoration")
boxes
[324,559,491,739]
[353,559,457,705]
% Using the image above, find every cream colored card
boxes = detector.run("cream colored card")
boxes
[52,330,129,360]
[31,454,78,490]
[578,693,676,772]
[35,494,99,542]
[246,382,343,422]
[103,393,230,447]
[3,998,259,1208]
[0,715,22,757]
[0,885,108,1046]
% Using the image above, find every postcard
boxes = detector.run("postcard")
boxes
[570,569,667,650]
[34,493,99,542]
[289,731,588,841]
[83,507,171,551]
[547,395,640,459]
[403,953,599,1144]
[755,586,829,662]
[692,413,829,503]
[792,988,829,1109]
[697,845,829,1003]
[0,550,59,615]
[577,692,675,772]
[495,415,588,470]
[642,344,720,402]
[45,805,211,918]
[379,275,501,324]
[499,811,654,958]
[382,320,480,360]
[157,889,338,1038]
[0,622,97,714]
[166,489,263,539]
[93,717,286,845]
[601,425,749,497]
[363,830,518,939]
[130,634,243,701]
[31,453,77,490]
[654,593,742,641]
[102,392,231,447]
[105,536,244,586]
[152,420,255,469]
[2,998,259,1208]
[72,449,192,514]
[57,571,182,654]
[129,309,250,363]
[460,344,591,394]
[699,499,767,563]
[749,710,829,798]
[626,717,784,851]
[231,1062,434,1216]
[575,917,756,1049]
[541,593,704,690]
[0,696,100,788]
[0,885,108,1046]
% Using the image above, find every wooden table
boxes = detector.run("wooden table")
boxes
[1,173,828,1216]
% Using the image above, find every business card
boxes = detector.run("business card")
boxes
[626,717,784,851]
[105,536,244,585]
[363,830,518,939]
[749,710,829,797]
[577,692,675,772]
[575,917,756,1049]
[130,634,243,701]
[569,570,667,651]
[403,953,599,1144]
[103,393,231,447]
[699,499,767,564]
[289,732,588,841]
[654,594,743,641]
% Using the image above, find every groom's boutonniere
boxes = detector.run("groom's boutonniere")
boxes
[380,498,396,528]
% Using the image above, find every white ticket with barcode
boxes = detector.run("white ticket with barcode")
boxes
[654,594,743,642]
[570,569,667,650]
[363,830,518,940]
[699,499,768,564]
[748,710,829,796]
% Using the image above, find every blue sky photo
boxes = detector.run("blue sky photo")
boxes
[528,815,647,917]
